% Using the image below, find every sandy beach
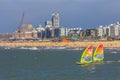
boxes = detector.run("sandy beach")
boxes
[0,41,120,48]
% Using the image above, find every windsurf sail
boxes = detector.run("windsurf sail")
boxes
[76,45,94,65]
[93,44,104,62]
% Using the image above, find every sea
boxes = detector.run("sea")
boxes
[0,47,120,80]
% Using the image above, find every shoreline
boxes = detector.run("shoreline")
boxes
[0,41,120,48]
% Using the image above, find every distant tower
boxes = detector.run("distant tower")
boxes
[52,13,60,28]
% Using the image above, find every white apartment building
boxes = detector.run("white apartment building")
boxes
[36,25,45,32]
[97,25,104,36]
[103,26,108,36]
[60,27,68,36]
[109,24,119,38]
[45,21,52,28]
[114,25,119,36]
[109,24,115,37]
[52,13,60,28]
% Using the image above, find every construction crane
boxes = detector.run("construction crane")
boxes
[18,12,24,33]
[17,12,24,39]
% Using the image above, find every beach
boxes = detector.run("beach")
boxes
[0,41,120,48]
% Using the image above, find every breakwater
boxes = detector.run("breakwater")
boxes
[0,41,120,48]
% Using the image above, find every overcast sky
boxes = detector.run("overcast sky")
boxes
[0,0,120,33]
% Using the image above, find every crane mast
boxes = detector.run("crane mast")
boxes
[18,12,24,33]
[17,12,24,40]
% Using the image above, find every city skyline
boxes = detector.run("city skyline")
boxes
[0,0,120,33]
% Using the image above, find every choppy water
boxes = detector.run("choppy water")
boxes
[0,48,120,80]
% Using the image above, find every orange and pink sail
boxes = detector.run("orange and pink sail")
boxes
[76,45,94,65]
[76,44,104,65]
[93,44,104,62]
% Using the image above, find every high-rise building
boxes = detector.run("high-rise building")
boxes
[36,25,45,39]
[107,25,111,36]
[114,25,119,36]
[109,24,119,38]
[45,28,52,38]
[45,21,52,28]
[60,27,68,36]
[103,27,108,36]
[52,13,60,28]
[97,25,104,37]
[54,28,60,37]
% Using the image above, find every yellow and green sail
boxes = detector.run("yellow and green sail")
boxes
[77,45,94,65]
[93,44,104,62]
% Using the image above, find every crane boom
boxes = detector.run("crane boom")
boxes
[18,12,24,32]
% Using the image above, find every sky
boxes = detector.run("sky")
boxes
[0,0,120,33]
